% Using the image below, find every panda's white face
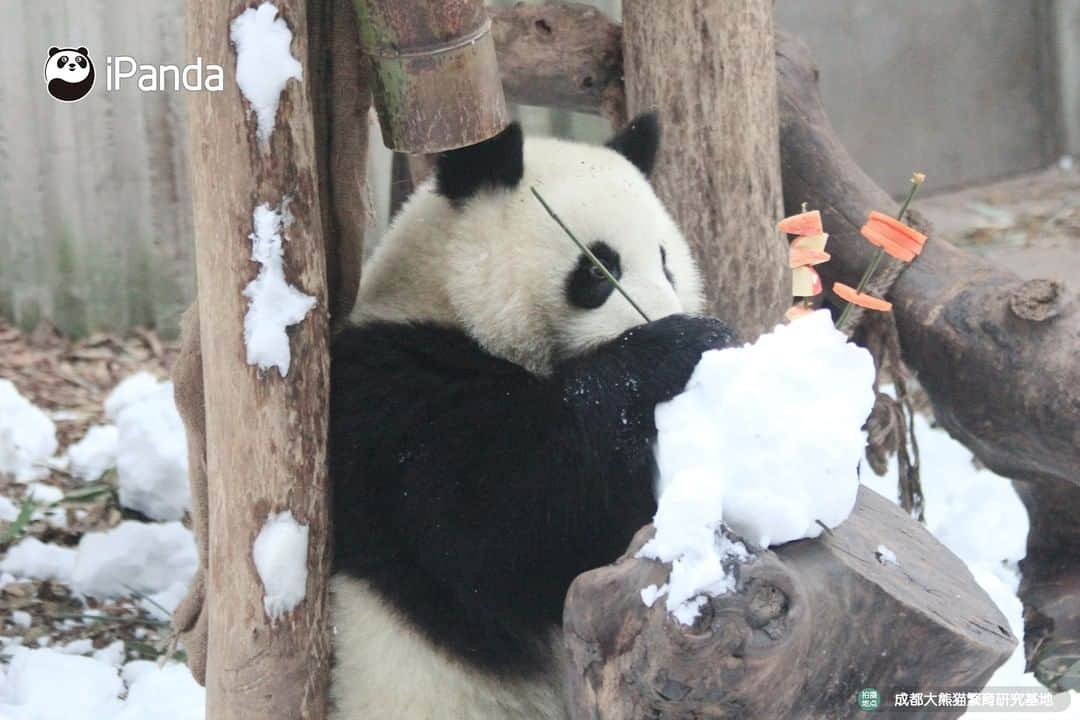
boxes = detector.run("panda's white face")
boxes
[45,48,92,84]
[353,117,704,376]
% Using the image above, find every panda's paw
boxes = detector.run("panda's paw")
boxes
[611,313,736,403]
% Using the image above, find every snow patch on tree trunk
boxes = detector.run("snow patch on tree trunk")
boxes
[230,2,303,151]
[253,510,309,623]
[242,202,316,377]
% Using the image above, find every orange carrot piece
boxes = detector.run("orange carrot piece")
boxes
[860,211,926,261]
[860,223,916,261]
[778,210,823,236]
[832,282,892,311]
[792,265,822,297]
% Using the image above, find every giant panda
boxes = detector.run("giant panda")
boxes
[329,114,735,720]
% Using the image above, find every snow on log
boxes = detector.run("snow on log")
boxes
[641,311,875,626]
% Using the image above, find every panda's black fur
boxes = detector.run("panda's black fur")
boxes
[328,115,734,716]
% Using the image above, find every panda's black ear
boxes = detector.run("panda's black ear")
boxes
[77,47,89,56]
[435,123,524,205]
[606,112,660,177]
[49,47,60,57]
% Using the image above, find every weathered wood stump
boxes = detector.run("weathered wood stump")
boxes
[564,487,1015,719]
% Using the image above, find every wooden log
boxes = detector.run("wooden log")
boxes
[621,0,788,342]
[487,3,1080,691]
[564,487,1015,719]
[187,1,333,717]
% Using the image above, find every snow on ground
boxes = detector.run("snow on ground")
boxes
[253,510,309,623]
[0,380,58,483]
[106,375,189,521]
[241,202,317,377]
[66,425,119,482]
[231,2,303,150]
[0,647,204,720]
[1,366,204,718]
[642,311,875,623]
[71,521,196,599]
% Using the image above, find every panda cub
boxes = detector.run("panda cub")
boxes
[44,47,95,103]
[330,114,734,719]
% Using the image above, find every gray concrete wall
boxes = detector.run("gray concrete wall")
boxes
[775,0,1063,196]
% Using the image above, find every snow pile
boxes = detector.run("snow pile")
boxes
[0,648,203,720]
[654,310,876,547]
[231,2,303,150]
[0,538,77,583]
[0,379,58,483]
[66,424,119,482]
[253,510,309,622]
[71,521,197,598]
[0,647,123,719]
[637,469,749,624]
[639,311,875,624]
[105,373,190,521]
[242,203,317,377]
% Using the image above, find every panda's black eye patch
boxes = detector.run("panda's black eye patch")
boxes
[660,246,675,287]
[566,242,621,310]
[76,56,87,68]
[57,56,68,68]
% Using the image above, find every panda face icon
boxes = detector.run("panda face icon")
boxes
[45,46,95,102]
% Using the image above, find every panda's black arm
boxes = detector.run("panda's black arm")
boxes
[330,317,731,656]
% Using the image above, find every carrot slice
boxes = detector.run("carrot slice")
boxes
[792,266,822,297]
[778,210,823,236]
[860,211,926,261]
[860,223,916,261]
[791,233,829,252]
[833,282,892,311]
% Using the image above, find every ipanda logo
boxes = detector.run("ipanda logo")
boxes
[45,46,224,102]
[44,47,95,102]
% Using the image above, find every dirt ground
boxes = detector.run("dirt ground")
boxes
[920,163,1080,281]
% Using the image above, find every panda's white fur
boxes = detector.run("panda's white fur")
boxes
[331,130,706,720]
[349,135,704,376]
[331,576,568,720]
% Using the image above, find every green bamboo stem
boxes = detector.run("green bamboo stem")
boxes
[530,187,652,322]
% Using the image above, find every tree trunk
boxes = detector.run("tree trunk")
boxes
[187,1,333,717]
[621,0,788,342]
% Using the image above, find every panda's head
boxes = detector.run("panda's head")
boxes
[45,47,95,102]
[355,113,705,376]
